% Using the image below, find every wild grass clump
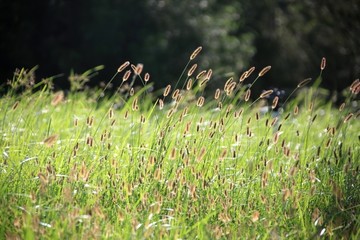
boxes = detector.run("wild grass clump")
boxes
[0,48,359,239]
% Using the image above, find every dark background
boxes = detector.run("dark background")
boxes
[0,0,359,97]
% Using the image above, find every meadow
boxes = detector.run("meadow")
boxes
[0,48,359,239]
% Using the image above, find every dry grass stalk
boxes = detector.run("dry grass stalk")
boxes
[297,78,312,88]
[187,64,197,77]
[117,61,130,73]
[258,66,271,77]
[260,90,273,98]
[190,46,202,60]
[43,134,58,147]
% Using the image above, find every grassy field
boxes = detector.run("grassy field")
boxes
[1,51,359,239]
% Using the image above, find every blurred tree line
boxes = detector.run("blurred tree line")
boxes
[0,0,359,96]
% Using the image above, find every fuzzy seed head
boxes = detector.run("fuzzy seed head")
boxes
[117,61,130,73]
[258,66,271,77]
[320,57,326,70]
[190,46,202,60]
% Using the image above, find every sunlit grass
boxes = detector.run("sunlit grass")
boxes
[0,51,359,239]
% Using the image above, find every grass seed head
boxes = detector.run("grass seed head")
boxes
[320,57,326,70]
[43,135,58,147]
[245,89,251,102]
[163,84,171,97]
[144,72,150,82]
[260,89,273,98]
[246,66,255,78]
[258,66,271,77]
[196,70,207,79]
[187,63,197,77]
[190,46,202,60]
[51,91,64,106]
[272,96,279,109]
[344,113,353,123]
[297,78,312,88]
[122,70,132,82]
[197,96,205,107]
[186,78,193,90]
[206,69,213,80]
[117,61,130,73]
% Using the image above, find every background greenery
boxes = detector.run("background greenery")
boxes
[0,0,359,94]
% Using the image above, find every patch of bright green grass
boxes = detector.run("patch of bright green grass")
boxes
[0,52,359,239]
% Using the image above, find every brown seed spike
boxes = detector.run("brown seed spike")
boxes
[43,134,58,147]
[12,101,19,110]
[190,46,202,60]
[344,113,353,123]
[258,66,271,77]
[260,90,273,98]
[294,105,299,115]
[297,78,312,88]
[320,57,326,70]
[51,91,64,106]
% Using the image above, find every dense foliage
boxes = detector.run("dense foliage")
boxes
[1,0,359,94]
